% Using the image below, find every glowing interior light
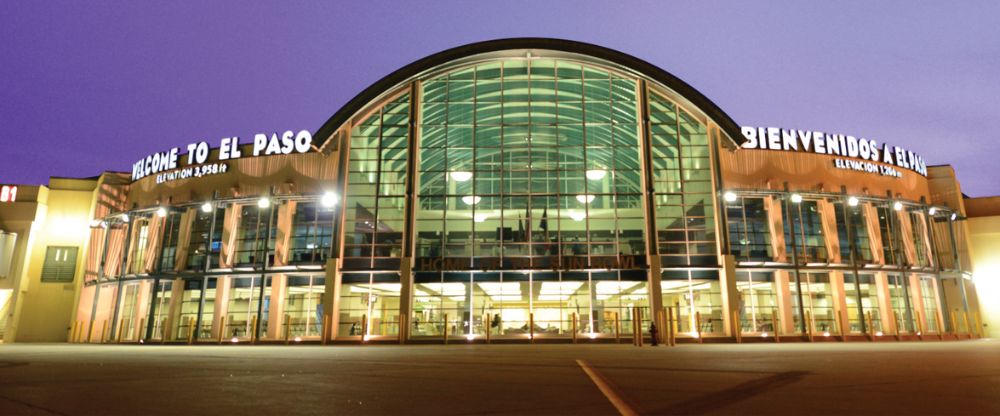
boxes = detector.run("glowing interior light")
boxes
[790,193,803,203]
[928,207,937,216]
[761,332,769,338]
[474,213,488,223]
[462,195,482,205]
[465,334,477,341]
[120,213,130,222]
[258,197,271,208]
[893,201,903,211]
[823,331,831,337]
[449,171,473,182]
[201,202,213,213]
[321,191,339,208]
[576,194,595,204]
[156,207,167,217]
[875,331,884,337]
[689,332,700,338]
[230,337,239,343]
[569,210,586,221]
[587,333,598,339]
[585,169,607,180]
[848,196,859,207]
[723,191,738,202]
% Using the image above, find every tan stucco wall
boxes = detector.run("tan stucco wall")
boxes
[969,215,1000,338]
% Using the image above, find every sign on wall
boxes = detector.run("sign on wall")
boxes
[0,185,16,202]
[740,126,927,177]
[130,130,314,182]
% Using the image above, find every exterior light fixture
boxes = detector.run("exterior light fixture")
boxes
[461,195,481,205]
[120,213,130,222]
[587,332,598,339]
[951,213,958,221]
[99,221,108,229]
[465,334,477,341]
[321,191,339,208]
[258,197,270,208]
[201,202,213,213]
[928,207,937,216]
[761,332,769,338]
[156,207,167,217]
[847,196,859,207]
[293,336,302,343]
[790,193,803,203]
[230,337,239,343]
[576,194,595,204]
[89,219,103,228]
[449,171,473,182]
[585,169,607,180]
[893,201,903,211]
[723,191,738,202]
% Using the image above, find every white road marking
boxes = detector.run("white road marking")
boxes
[576,359,639,416]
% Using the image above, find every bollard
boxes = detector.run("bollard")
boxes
[935,312,944,340]
[667,307,675,346]
[632,307,638,346]
[322,314,330,345]
[70,321,78,343]
[950,310,959,336]
[893,311,902,341]
[962,311,972,339]
[116,319,125,344]
[284,315,291,345]
[218,316,227,344]
[638,307,644,347]
[161,318,169,344]
[101,320,109,344]
[772,309,780,343]
[866,312,875,342]
[250,315,258,344]
[975,312,983,338]
[732,310,742,344]
[614,312,621,344]
[185,317,194,344]
[572,313,577,344]
[485,313,491,344]
[137,318,145,343]
[805,310,813,342]
[916,311,924,340]
[443,313,448,345]
[615,312,622,344]
[695,311,702,344]
[529,313,535,344]
[361,314,368,344]
[835,313,844,342]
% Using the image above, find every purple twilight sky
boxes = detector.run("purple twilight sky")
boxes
[1,1,998,196]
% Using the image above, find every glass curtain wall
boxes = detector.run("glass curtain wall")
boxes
[342,94,409,271]
[661,270,723,336]
[415,59,644,269]
[148,280,172,339]
[919,275,940,332]
[909,212,931,267]
[412,270,646,339]
[284,274,325,338]
[789,272,836,334]
[223,276,271,340]
[726,197,772,261]
[185,206,224,271]
[834,201,873,264]
[234,205,275,267]
[159,212,183,271]
[735,270,778,333]
[877,206,903,266]
[783,200,827,263]
[337,273,401,338]
[887,273,914,333]
[844,273,882,333]
[648,93,716,267]
[288,203,335,264]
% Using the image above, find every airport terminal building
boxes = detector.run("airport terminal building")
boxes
[0,38,993,344]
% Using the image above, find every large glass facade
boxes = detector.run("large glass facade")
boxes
[726,198,772,261]
[783,200,827,263]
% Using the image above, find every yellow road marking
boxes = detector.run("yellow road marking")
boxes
[576,359,639,416]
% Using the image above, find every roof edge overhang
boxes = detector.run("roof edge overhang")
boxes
[313,37,744,149]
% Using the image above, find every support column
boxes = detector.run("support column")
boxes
[829,270,850,336]
[324,258,342,340]
[720,254,739,337]
[398,258,413,343]
[774,270,795,335]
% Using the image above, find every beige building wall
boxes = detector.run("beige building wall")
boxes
[966,196,1000,338]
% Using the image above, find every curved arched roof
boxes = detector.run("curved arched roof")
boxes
[313,37,743,149]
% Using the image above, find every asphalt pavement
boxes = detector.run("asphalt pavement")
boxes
[0,340,998,415]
